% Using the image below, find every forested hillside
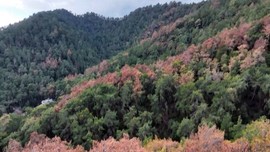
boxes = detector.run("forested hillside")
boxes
[1,0,270,151]
[0,2,200,113]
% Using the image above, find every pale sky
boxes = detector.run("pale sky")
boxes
[0,0,202,27]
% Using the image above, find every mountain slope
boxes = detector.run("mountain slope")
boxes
[0,2,200,113]
[1,0,270,151]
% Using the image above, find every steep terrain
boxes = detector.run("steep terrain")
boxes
[0,2,200,113]
[1,0,270,151]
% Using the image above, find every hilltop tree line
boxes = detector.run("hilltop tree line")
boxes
[0,2,200,113]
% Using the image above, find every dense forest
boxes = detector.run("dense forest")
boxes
[0,2,199,113]
[1,0,270,151]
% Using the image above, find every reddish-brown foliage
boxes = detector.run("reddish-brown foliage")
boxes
[222,139,250,152]
[253,37,268,50]
[90,134,145,152]
[239,37,267,69]
[56,64,155,111]
[202,23,252,51]
[55,71,120,111]
[158,44,210,75]
[151,18,183,40]
[64,74,79,81]
[149,20,267,85]
[84,60,110,76]
[237,44,249,50]
[155,55,181,74]
[140,13,192,44]
[262,16,270,35]
[154,44,198,75]
[5,140,23,152]
[184,125,249,152]
[120,65,142,92]
[57,19,268,111]
[6,132,84,152]
[42,56,59,69]
[135,64,156,79]
[202,37,218,50]
[180,44,198,64]
[218,23,251,49]
[144,138,183,152]
[241,54,254,69]
[202,21,267,70]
